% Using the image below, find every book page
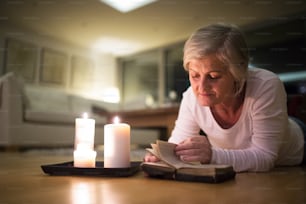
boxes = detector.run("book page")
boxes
[145,143,161,159]
[145,148,159,159]
[151,143,160,158]
[143,161,174,169]
[157,140,196,169]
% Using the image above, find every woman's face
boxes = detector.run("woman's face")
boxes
[188,55,236,106]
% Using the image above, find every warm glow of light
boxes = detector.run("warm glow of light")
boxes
[82,112,88,119]
[100,0,157,13]
[78,87,120,103]
[113,116,120,124]
[91,37,142,56]
[71,182,94,204]
[76,144,90,150]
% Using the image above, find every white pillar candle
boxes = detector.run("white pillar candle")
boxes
[74,144,97,168]
[74,113,96,168]
[74,113,95,150]
[104,116,130,168]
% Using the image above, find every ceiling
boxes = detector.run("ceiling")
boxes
[1,0,306,56]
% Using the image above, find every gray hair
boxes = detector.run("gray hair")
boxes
[183,23,249,95]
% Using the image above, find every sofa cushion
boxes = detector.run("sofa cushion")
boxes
[25,86,72,112]
[24,85,103,124]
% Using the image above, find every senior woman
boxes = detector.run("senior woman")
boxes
[144,23,306,172]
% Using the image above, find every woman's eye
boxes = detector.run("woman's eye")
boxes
[191,75,200,79]
[209,74,221,79]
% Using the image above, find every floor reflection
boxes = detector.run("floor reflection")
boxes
[100,182,124,204]
[70,180,125,204]
[71,181,96,204]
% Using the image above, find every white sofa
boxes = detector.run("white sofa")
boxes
[0,72,159,148]
[0,72,109,147]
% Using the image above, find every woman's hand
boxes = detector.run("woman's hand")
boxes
[175,136,212,164]
[143,152,160,162]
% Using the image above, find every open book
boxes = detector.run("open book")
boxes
[141,140,236,183]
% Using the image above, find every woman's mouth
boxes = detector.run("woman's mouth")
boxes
[199,92,213,97]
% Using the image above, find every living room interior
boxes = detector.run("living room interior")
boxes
[1,0,306,149]
[1,1,306,203]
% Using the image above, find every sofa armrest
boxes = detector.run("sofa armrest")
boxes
[0,72,24,124]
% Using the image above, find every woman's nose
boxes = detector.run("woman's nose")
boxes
[199,77,211,92]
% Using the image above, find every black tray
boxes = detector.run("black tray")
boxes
[41,161,141,177]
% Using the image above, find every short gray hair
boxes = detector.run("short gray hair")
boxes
[183,23,249,95]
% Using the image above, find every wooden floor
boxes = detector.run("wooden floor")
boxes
[1,151,306,204]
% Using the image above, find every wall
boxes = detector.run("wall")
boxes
[0,24,118,103]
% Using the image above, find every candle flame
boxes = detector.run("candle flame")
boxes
[82,112,88,119]
[113,116,120,124]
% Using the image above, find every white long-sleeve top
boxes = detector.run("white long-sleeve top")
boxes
[169,68,304,172]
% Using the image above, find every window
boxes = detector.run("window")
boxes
[120,50,159,109]
[245,18,306,74]
[164,43,189,103]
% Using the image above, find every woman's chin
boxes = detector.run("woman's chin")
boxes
[197,96,215,106]
[197,100,212,106]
